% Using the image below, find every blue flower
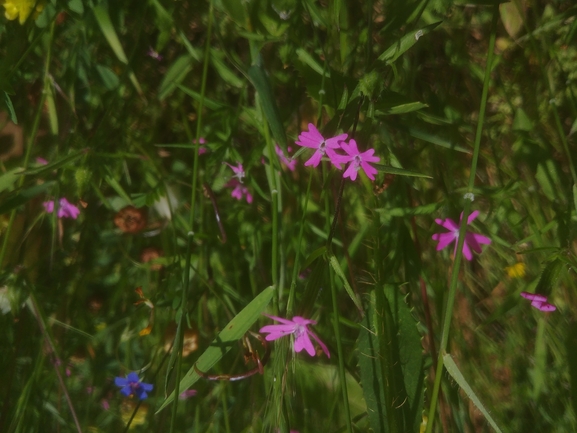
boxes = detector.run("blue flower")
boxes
[114,372,154,400]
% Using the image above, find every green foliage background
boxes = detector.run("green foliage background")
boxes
[0,0,576,432]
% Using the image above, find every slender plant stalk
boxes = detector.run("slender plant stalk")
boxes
[425,6,498,433]
[287,171,314,316]
[321,161,353,433]
[27,293,83,433]
[514,0,577,186]
[189,2,213,230]
[263,108,280,301]
[0,21,56,268]
[169,231,195,432]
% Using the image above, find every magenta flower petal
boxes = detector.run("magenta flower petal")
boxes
[293,330,315,356]
[432,232,456,251]
[336,139,380,182]
[259,314,329,358]
[432,211,491,261]
[520,292,556,312]
[304,151,324,168]
[296,124,348,169]
[520,292,547,302]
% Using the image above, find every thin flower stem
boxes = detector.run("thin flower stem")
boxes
[189,3,213,230]
[263,108,280,305]
[287,171,314,317]
[0,21,55,269]
[27,293,83,433]
[425,6,498,433]
[169,231,194,433]
[322,162,352,433]
[514,2,577,186]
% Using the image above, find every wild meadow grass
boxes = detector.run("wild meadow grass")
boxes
[1,1,576,432]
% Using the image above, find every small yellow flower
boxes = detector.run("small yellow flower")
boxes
[505,262,526,279]
[2,0,44,25]
[120,400,149,428]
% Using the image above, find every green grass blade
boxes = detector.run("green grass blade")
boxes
[443,353,504,433]
[328,254,362,313]
[93,5,142,95]
[378,22,442,64]
[156,286,274,412]
[248,61,287,148]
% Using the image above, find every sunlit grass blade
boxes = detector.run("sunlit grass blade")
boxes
[92,5,142,95]
[442,352,504,433]
[156,286,274,412]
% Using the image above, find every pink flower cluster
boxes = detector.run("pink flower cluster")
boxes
[225,162,253,203]
[296,124,380,181]
[43,198,80,219]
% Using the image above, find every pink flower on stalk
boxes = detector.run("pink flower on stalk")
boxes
[295,123,347,168]
[275,145,297,171]
[147,47,162,61]
[331,139,380,181]
[431,210,491,261]
[225,162,246,183]
[179,389,198,400]
[259,315,330,358]
[226,179,253,203]
[43,198,80,219]
[520,292,556,312]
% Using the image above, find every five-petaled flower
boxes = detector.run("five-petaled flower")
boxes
[331,139,380,181]
[259,315,330,358]
[43,198,80,219]
[520,292,556,312]
[114,372,154,400]
[295,123,347,168]
[225,162,246,183]
[431,210,491,261]
[226,179,253,203]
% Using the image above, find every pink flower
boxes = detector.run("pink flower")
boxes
[43,198,80,219]
[431,210,491,261]
[226,179,253,203]
[275,145,297,171]
[331,139,380,181]
[36,157,48,165]
[147,47,162,61]
[225,162,246,183]
[259,315,330,358]
[295,123,347,168]
[179,389,198,400]
[520,292,556,312]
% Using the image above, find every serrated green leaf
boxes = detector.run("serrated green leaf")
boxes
[378,22,442,64]
[535,257,563,296]
[156,287,274,412]
[358,288,424,433]
[248,61,287,147]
